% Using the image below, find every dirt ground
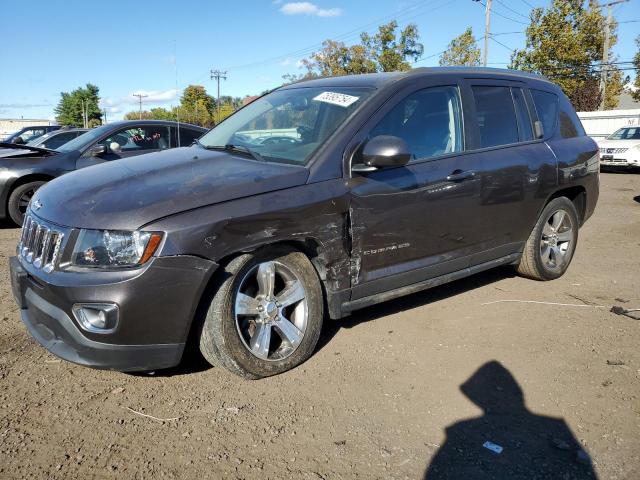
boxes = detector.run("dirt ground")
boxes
[0,172,639,479]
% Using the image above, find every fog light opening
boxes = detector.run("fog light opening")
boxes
[72,303,119,334]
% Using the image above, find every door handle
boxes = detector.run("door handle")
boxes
[446,170,476,182]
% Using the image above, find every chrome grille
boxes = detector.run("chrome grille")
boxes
[19,215,64,273]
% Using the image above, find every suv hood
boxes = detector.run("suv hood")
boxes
[33,146,309,230]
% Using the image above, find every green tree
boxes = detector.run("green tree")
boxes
[632,35,640,102]
[439,27,481,67]
[179,85,216,126]
[295,20,423,79]
[124,107,175,121]
[361,21,423,72]
[54,83,102,127]
[510,0,623,111]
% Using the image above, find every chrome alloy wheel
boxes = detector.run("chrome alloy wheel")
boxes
[234,261,308,361]
[18,187,37,215]
[540,209,574,271]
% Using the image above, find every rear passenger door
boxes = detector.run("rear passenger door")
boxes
[460,79,558,265]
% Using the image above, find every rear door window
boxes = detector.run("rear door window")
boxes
[41,131,78,150]
[369,85,463,161]
[174,127,203,147]
[531,90,558,138]
[471,86,519,148]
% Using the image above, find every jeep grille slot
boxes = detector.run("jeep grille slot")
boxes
[19,215,64,273]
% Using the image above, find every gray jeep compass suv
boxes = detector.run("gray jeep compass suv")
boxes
[10,68,599,379]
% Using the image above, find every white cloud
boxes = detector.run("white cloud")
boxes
[280,2,342,17]
[296,60,305,68]
[129,89,179,103]
[279,58,292,66]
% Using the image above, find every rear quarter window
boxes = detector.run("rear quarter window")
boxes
[558,99,585,138]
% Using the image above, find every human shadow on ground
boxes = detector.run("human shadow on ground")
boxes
[424,361,597,479]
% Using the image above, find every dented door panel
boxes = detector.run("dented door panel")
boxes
[348,155,484,299]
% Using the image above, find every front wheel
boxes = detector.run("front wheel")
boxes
[199,247,324,379]
[7,181,46,226]
[516,196,579,281]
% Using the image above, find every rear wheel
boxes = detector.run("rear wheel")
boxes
[517,196,579,281]
[199,247,323,379]
[7,181,46,226]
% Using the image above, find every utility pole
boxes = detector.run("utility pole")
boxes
[132,93,148,119]
[599,0,627,111]
[210,69,227,123]
[483,0,492,67]
[102,108,107,125]
[81,99,88,128]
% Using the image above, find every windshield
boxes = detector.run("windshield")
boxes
[198,86,373,165]
[57,125,110,152]
[26,133,53,147]
[607,127,640,140]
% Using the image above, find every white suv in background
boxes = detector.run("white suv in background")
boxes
[597,126,640,169]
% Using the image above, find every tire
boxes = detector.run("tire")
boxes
[199,246,324,379]
[8,181,46,226]
[516,196,579,281]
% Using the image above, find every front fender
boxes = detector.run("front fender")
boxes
[143,179,352,293]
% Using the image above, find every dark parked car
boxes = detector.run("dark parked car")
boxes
[26,128,89,150]
[0,120,206,224]
[10,68,599,379]
[2,125,61,144]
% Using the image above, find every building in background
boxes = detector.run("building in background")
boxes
[578,109,640,140]
[0,118,57,141]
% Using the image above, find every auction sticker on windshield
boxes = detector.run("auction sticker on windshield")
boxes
[313,91,360,108]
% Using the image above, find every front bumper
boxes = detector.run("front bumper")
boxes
[10,254,217,372]
[600,154,640,167]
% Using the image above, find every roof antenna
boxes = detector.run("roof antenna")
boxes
[174,39,181,147]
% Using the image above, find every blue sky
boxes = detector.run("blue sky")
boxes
[0,0,638,121]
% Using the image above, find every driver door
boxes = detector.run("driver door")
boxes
[348,83,485,300]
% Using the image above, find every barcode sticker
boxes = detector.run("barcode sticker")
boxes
[313,91,360,107]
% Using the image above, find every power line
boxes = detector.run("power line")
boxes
[517,0,535,8]
[489,35,516,52]
[495,0,530,19]
[221,0,455,72]
[476,0,528,24]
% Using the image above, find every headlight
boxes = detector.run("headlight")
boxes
[71,230,163,268]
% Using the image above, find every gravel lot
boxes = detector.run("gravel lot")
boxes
[0,172,639,479]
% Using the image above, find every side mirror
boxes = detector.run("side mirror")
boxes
[354,135,411,172]
[88,144,106,157]
[534,120,544,139]
[13,136,25,145]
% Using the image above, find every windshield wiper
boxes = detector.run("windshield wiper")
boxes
[202,143,265,162]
